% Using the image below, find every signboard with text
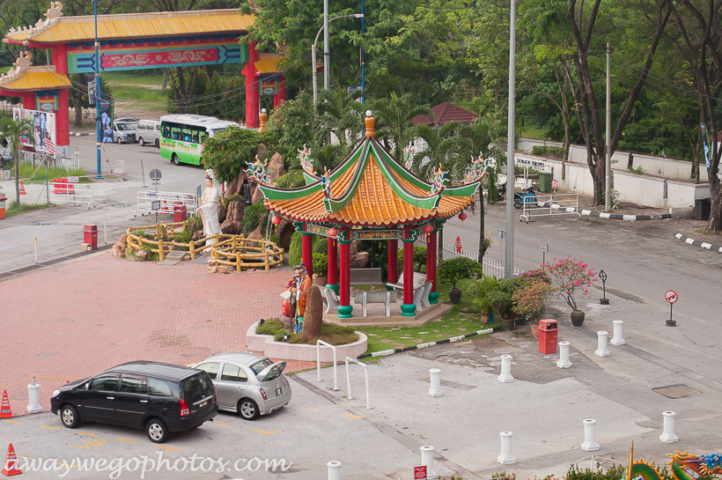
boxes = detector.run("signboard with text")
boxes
[414,466,427,479]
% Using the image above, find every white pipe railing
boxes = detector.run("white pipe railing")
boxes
[345,356,371,409]
[317,339,339,391]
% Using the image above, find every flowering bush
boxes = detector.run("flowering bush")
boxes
[519,266,551,285]
[512,280,552,322]
[545,257,598,311]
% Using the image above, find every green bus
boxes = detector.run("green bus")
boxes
[159,114,239,166]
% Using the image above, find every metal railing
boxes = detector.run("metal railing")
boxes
[345,357,371,410]
[520,193,581,223]
[135,190,197,217]
[49,181,94,208]
[316,340,339,391]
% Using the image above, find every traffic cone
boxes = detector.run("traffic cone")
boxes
[0,391,11,419]
[18,181,26,196]
[1,443,22,476]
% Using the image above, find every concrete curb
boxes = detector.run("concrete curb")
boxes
[674,232,722,253]
[540,202,672,221]
[357,327,494,359]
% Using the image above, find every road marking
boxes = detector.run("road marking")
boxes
[212,423,233,428]
[342,414,362,421]
[77,431,98,437]
[17,456,35,460]
[156,446,185,452]
[2,420,23,424]
[41,426,60,430]
[0,376,76,390]
[116,438,137,443]
[251,428,281,436]
[303,408,322,413]
[69,439,106,449]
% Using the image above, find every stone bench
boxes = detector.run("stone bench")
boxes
[354,290,398,317]
[350,267,384,289]
[386,272,433,312]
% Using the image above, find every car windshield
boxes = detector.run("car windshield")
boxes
[116,124,132,131]
[250,359,273,376]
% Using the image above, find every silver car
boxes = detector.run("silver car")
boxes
[190,353,291,420]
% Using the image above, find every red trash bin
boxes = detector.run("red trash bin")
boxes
[0,194,6,219]
[173,204,187,222]
[83,224,98,250]
[538,319,558,354]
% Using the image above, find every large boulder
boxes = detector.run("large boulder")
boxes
[220,200,244,235]
[268,152,285,180]
[278,219,295,250]
[303,286,324,340]
[350,251,369,268]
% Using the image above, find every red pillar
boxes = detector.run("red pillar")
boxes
[244,42,259,128]
[327,237,338,292]
[22,92,35,110]
[387,240,398,284]
[53,45,68,75]
[338,232,353,318]
[301,231,313,280]
[52,44,70,151]
[427,231,438,304]
[401,227,416,316]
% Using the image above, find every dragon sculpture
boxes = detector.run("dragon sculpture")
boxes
[464,152,495,184]
[298,144,315,175]
[430,164,448,196]
[403,144,414,170]
[244,155,272,186]
[320,167,332,197]
[628,452,722,480]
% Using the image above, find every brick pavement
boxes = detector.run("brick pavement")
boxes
[0,252,312,414]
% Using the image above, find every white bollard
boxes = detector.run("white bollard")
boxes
[659,411,679,443]
[428,368,443,397]
[497,431,516,464]
[610,320,626,346]
[594,331,611,357]
[26,379,42,414]
[420,445,437,478]
[498,354,515,383]
[557,341,572,368]
[327,461,341,480]
[581,419,600,451]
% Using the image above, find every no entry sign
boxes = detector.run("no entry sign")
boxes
[414,466,427,479]
[665,290,678,304]
[552,179,558,190]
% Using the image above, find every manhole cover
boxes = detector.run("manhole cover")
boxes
[653,384,701,399]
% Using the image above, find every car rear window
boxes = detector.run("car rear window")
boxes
[250,359,273,376]
[183,373,213,403]
[148,378,172,397]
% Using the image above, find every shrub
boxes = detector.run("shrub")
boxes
[289,232,302,267]
[438,257,483,288]
[397,245,428,271]
[312,253,328,277]
[241,201,269,235]
[531,145,564,159]
[546,257,598,311]
[512,280,552,322]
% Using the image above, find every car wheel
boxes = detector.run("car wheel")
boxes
[514,197,523,209]
[60,405,80,429]
[139,137,145,147]
[155,139,160,148]
[116,136,122,144]
[238,399,259,420]
[172,153,179,166]
[146,418,168,443]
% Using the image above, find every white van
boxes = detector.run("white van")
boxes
[137,119,161,147]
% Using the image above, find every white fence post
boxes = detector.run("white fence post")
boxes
[498,355,515,383]
[581,419,600,451]
[610,320,625,346]
[327,461,341,480]
[594,331,610,357]
[26,378,41,414]
[420,445,437,478]
[497,431,516,464]
[317,340,339,391]
[557,341,572,368]
[428,368,443,397]
[659,411,679,443]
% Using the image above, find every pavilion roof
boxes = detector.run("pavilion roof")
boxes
[259,115,478,227]
[4,5,253,45]
[0,53,70,91]
[413,102,479,126]
[254,55,282,75]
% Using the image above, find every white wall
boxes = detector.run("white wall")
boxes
[613,172,667,208]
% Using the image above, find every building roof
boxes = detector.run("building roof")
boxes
[4,5,253,45]
[0,53,70,91]
[413,102,479,126]
[260,115,478,227]
[254,56,282,75]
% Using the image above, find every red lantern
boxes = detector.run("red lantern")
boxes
[272,215,281,225]
[459,211,467,229]
[424,224,434,234]
[329,228,339,237]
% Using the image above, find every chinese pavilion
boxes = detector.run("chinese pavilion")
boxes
[259,112,479,318]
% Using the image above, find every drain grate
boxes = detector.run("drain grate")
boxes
[653,384,701,399]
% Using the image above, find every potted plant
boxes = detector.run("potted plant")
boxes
[439,257,484,304]
[467,275,499,324]
[487,279,517,330]
[313,252,328,286]
[546,257,598,327]
[512,280,552,338]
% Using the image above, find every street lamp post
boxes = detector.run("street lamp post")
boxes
[312,13,364,104]
[93,0,103,179]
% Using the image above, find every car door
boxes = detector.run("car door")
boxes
[81,374,120,423]
[113,375,149,428]
[215,363,249,410]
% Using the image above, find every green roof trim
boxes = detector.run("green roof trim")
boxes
[303,172,318,185]
[443,182,480,197]
[374,139,430,190]
[323,139,372,213]
[370,143,441,210]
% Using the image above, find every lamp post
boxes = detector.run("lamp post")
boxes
[93,0,103,179]
[312,13,364,104]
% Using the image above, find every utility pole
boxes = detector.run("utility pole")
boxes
[94,0,103,179]
[323,0,330,92]
[605,42,611,210]
[504,0,516,279]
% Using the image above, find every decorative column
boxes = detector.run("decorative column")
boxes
[326,237,339,294]
[387,239,398,287]
[52,44,70,153]
[274,74,286,108]
[427,230,438,304]
[22,92,35,110]
[244,41,260,128]
[401,226,416,316]
[301,228,313,280]
[338,231,353,318]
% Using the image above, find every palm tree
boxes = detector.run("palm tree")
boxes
[457,118,503,267]
[0,118,34,211]
[371,93,429,162]
[317,88,364,147]
[412,122,461,180]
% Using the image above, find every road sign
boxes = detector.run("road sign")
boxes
[67,176,79,183]
[150,169,162,183]
[151,200,161,211]
[665,290,678,304]
[262,86,276,95]
[414,466,427,479]
[497,229,505,239]
[552,179,558,190]
[454,236,462,253]
[347,86,362,93]
[540,243,548,252]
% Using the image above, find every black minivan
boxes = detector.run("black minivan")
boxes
[50,361,217,443]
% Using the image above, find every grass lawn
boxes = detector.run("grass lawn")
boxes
[519,125,545,139]
[257,318,359,346]
[5,200,51,217]
[104,72,165,85]
[17,164,89,184]
[110,85,168,111]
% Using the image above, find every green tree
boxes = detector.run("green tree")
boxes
[0,117,33,210]
[371,92,429,162]
[412,122,460,180]
[201,126,267,184]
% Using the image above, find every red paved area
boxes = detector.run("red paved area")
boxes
[0,253,313,414]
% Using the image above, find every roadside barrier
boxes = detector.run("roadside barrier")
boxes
[660,411,679,443]
[521,193,581,223]
[327,461,341,480]
[610,320,626,346]
[345,357,371,410]
[428,368,443,397]
[581,419,600,451]
[26,378,41,414]
[420,445,437,477]
[0,391,12,418]
[135,190,197,217]
[49,181,94,208]
[316,340,339,391]
[557,341,572,368]
[498,354,514,383]
[498,432,516,464]
[594,331,610,357]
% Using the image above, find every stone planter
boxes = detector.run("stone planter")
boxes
[315,275,327,286]
[501,317,515,331]
[530,324,539,339]
[571,310,585,327]
[449,288,462,304]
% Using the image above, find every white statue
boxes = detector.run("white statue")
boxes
[199,168,221,248]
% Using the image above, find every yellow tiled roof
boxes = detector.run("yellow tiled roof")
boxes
[5,9,253,44]
[254,58,281,75]
[0,66,71,91]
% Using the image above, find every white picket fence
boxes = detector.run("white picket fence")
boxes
[135,190,198,217]
[413,236,522,279]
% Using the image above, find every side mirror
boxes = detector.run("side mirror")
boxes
[85,382,91,390]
